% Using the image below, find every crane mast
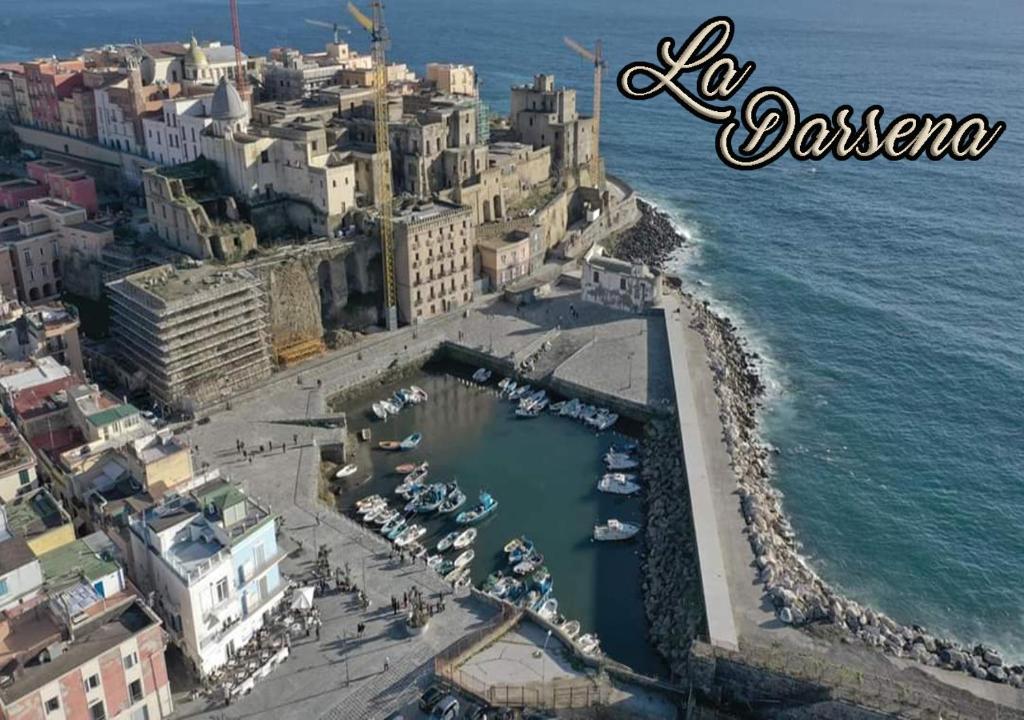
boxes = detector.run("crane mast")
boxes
[564,36,605,188]
[229,0,247,98]
[349,1,397,329]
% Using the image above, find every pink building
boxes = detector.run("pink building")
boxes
[25,160,99,216]
[0,179,47,211]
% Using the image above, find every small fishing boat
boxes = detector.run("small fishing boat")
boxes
[503,537,525,554]
[444,565,469,584]
[497,377,512,392]
[335,463,359,479]
[380,515,405,536]
[384,518,408,540]
[559,619,581,640]
[509,384,531,400]
[454,572,473,591]
[395,481,426,500]
[549,401,566,413]
[410,483,446,513]
[577,634,601,655]
[598,474,642,495]
[560,398,581,417]
[371,402,388,420]
[453,528,477,550]
[397,388,418,405]
[453,549,475,569]
[508,537,534,564]
[436,531,460,553]
[395,462,418,474]
[378,440,402,451]
[373,509,400,527]
[609,441,639,455]
[401,462,429,484]
[538,597,559,621]
[530,566,552,594]
[427,554,444,570]
[394,524,426,548]
[409,542,428,560]
[594,518,640,541]
[381,399,402,415]
[592,412,619,431]
[605,454,640,470]
[456,492,499,524]
[501,380,518,397]
[399,432,422,450]
[356,498,386,516]
[410,385,429,402]
[355,494,383,510]
[363,503,390,523]
[472,368,492,383]
[439,485,466,514]
[521,589,542,610]
[513,554,543,576]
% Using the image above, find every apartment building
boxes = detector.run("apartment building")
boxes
[393,201,475,325]
[0,413,37,503]
[106,264,272,412]
[127,480,286,677]
[21,58,86,132]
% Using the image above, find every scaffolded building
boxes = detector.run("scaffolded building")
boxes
[106,264,272,412]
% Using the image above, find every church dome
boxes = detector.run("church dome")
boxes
[210,76,247,121]
[185,35,208,66]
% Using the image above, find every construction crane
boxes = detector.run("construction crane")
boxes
[304,19,351,44]
[348,0,397,330]
[563,36,605,188]
[229,0,247,98]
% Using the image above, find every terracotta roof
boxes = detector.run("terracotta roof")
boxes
[11,375,79,420]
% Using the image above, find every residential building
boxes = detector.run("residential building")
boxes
[95,60,180,156]
[26,159,99,216]
[476,226,543,291]
[141,95,214,166]
[66,384,143,444]
[181,36,263,91]
[0,179,47,212]
[581,246,661,314]
[425,63,477,97]
[107,264,272,412]
[510,73,596,181]
[21,58,86,132]
[0,65,22,122]
[0,536,42,613]
[0,414,37,503]
[127,480,286,677]
[393,201,474,325]
[0,486,74,556]
[0,596,173,720]
[262,42,371,101]
[22,305,85,376]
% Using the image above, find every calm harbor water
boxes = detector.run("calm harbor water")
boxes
[7,0,1023,661]
[331,365,663,676]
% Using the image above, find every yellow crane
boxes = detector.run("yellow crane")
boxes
[563,36,605,188]
[348,0,397,329]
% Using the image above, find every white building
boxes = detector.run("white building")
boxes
[127,479,286,676]
[581,246,661,314]
[142,95,214,166]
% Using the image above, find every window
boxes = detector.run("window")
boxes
[260,150,269,163]
[593,271,600,283]
[18,469,30,486]
[45,696,60,713]
[0,579,8,597]
[85,673,100,691]
[89,700,106,720]
[620,278,627,291]
[123,651,138,669]
[129,678,144,703]
[216,577,229,602]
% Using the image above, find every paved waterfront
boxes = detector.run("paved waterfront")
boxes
[169,290,671,720]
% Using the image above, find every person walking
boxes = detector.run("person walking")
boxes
[383,657,390,672]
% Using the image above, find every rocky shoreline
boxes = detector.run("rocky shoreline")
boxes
[621,198,1024,687]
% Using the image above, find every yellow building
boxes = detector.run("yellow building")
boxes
[0,487,75,556]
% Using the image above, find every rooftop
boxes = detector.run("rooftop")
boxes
[0,357,72,394]
[86,403,139,428]
[38,535,119,590]
[9,375,78,421]
[115,263,261,304]
[393,199,469,225]
[0,536,36,576]
[0,179,39,190]
[1,488,69,542]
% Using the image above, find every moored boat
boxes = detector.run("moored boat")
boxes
[597,474,642,495]
[453,572,473,591]
[508,537,534,564]
[410,385,428,402]
[501,380,518,397]
[444,565,469,584]
[373,508,400,527]
[427,554,444,570]
[439,486,466,514]
[455,492,499,524]
[604,454,639,470]
[380,515,406,537]
[436,531,460,553]
[399,432,422,450]
[453,528,477,549]
[472,368,492,383]
[394,524,426,547]
[503,537,525,554]
[577,633,601,655]
[378,440,402,451]
[394,462,417,474]
[408,542,428,560]
[335,463,359,479]
[594,518,640,541]
[559,619,581,640]
[452,549,475,569]
[371,402,388,420]
[538,597,558,621]
[355,494,383,510]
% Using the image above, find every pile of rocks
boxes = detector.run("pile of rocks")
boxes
[687,293,1024,687]
[610,200,685,271]
[614,194,1024,688]
[640,419,705,678]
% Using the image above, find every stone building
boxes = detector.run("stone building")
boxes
[181,36,263,92]
[510,73,596,182]
[393,200,474,325]
[425,63,477,97]
[262,42,372,101]
[20,58,86,132]
[581,246,661,314]
[476,226,543,291]
[106,264,272,412]
[142,94,215,166]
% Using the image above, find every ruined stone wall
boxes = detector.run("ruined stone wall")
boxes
[262,256,324,352]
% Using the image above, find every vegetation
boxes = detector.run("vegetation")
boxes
[62,292,112,339]
[0,122,20,160]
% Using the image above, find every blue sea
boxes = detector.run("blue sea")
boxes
[5,0,1023,657]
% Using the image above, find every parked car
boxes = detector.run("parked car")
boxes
[432,696,460,720]
[419,686,446,712]
[463,704,490,720]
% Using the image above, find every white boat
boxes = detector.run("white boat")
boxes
[444,566,469,585]
[356,498,386,516]
[591,412,619,431]
[560,398,581,417]
[408,542,428,560]
[577,633,600,655]
[427,554,444,570]
[594,519,640,541]
[374,509,400,527]
[605,454,640,471]
[453,528,477,550]
[410,385,428,402]
[559,619,581,640]
[509,384,531,400]
[513,558,540,576]
[453,572,473,591]
[472,368,492,383]
[394,524,426,548]
[501,380,518,397]
[335,463,359,479]
[497,377,512,392]
[381,399,402,415]
[537,597,559,621]
[364,503,391,523]
[380,515,405,536]
[598,474,641,496]
[355,494,383,510]
[549,401,566,413]
[452,549,475,569]
[436,531,459,553]
[371,402,388,420]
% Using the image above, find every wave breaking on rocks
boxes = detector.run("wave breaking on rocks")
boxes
[621,197,1022,688]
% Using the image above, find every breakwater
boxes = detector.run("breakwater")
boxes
[622,198,1024,689]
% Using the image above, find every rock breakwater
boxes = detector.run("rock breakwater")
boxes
[621,196,1024,688]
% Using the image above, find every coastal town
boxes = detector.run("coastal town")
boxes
[0,5,1021,720]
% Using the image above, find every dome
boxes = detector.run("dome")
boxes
[185,35,207,66]
[210,76,247,121]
